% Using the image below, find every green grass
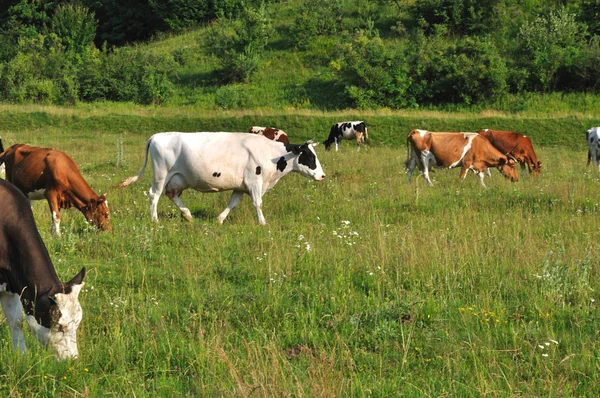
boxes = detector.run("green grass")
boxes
[1,108,600,396]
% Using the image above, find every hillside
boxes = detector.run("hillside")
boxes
[1,1,600,111]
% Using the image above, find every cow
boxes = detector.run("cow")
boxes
[477,129,541,176]
[247,126,290,144]
[0,144,112,238]
[406,129,519,187]
[586,127,600,169]
[324,121,370,151]
[0,178,86,360]
[117,132,326,225]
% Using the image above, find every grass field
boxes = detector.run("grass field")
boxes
[1,107,599,396]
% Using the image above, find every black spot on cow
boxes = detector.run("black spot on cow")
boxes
[212,172,221,177]
[298,147,317,170]
[277,157,287,172]
[256,166,261,175]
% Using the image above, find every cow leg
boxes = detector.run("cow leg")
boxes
[217,190,244,225]
[476,171,487,188]
[356,133,363,152]
[406,154,417,184]
[249,186,267,225]
[335,137,340,152]
[588,149,592,166]
[148,176,168,223]
[420,152,433,186]
[45,190,62,238]
[165,174,192,222]
[0,292,27,352]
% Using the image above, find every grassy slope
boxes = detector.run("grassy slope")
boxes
[0,108,599,395]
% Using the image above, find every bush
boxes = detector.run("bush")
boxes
[411,0,502,35]
[517,9,584,91]
[80,46,174,104]
[205,2,272,84]
[289,0,341,49]
[334,33,412,109]
[408,37,508,105]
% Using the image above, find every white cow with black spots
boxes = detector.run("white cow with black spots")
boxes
[586,127,600,170]
[118,132,326,224]
[324,121,370,151]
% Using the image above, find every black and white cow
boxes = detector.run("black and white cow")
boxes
[324,121,370,151]
[0,178,86,360]
[586,127,600,169]
[118,132,326,224]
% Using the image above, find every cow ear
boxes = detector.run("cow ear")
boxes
[49,295,57,306]
[97,194,106,204]
[311,141,320,148]
[67,267,86,286]
[498,158,507,166]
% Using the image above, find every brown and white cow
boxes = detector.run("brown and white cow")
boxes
[406,129,519,187]
[477,129,541,176]
[0,143,112,237]
[248,126,290,144]
[0,178,86,360]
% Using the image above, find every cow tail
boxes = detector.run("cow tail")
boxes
[0,137,6,168]
[117,137,152,188]
[364,126,371,145]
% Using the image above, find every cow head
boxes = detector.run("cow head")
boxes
[84,194,112,231]
[532,160,542,176]
[497,157,519,182]
[289,140,326,181]
[26,268,86,360]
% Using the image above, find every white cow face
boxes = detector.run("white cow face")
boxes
[27,269,85,360]
[294,142,326,181]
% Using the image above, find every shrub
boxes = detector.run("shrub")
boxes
[517,9,584,91]
[289,0,341,49]
[205,2,272,84]
[411,0,502,35]
[408,37,508,105]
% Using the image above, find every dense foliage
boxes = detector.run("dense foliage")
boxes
[0,0,599,108]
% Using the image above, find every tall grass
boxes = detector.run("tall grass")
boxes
[0,110,599,395]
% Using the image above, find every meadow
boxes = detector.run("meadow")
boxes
[1,106,600,396]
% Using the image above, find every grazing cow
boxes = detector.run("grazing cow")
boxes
[586,127,600,169]
[324,121,369,151]
[0,144,112,237]
[0,178,86,360]
[117,132,326,225]
[247,126,290,144]
[406,129,519,187]
[477,129,541,176]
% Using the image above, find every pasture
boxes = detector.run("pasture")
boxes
[1,107,600,396]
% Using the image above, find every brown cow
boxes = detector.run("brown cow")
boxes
[0,143,112,237]
[477,129,541,176]
[247,126,290,144]
[406,129,518,187]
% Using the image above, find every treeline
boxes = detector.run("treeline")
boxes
[0,0,599,108]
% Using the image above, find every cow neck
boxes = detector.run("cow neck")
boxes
[62,177,98,213]
[12,222,62,313]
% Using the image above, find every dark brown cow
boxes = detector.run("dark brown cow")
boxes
[247,126,290,144]
[406,129,518,187]
[0,178,86,359]
[477,129,541,176]
[0,143,112,237]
